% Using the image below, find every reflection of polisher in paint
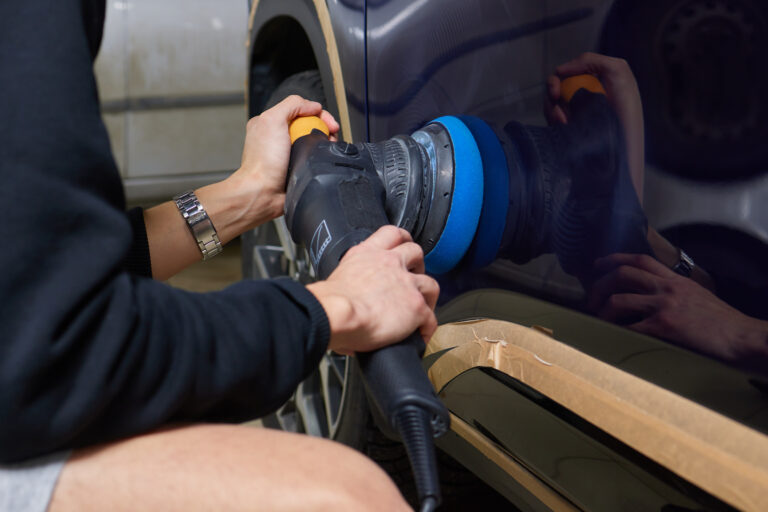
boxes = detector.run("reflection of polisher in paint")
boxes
[287,75,651,281]
[282,75,653,512]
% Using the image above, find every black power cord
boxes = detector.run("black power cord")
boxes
[395,405,442,511]
[420,497,438,512]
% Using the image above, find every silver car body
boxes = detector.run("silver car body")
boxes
[94,0,248,204]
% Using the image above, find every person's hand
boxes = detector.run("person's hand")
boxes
[307,226,440,355]
[230,95,340,223]
[588,253,768,369]
[151,97,339,279]
[545,52,645,201]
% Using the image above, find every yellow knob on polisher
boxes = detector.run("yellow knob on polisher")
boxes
[560,74,606,103]
[289,116,330,144]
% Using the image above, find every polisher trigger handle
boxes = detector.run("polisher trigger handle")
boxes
[560,74,607,103]
[289,116,330,144]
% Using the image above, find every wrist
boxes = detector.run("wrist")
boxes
[647,228,678,267]
[647,228,715,291]
[229,167,285,220]
[196,173,281,243]
[306,281,360,352]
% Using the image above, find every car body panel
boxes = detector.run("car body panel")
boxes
[247,0,365,141]
[435,289,768,434]
[95,0,248,203]
[365,0,766,304]
[436,414,579,511]
[438,370,720,511]
[245,1,768,508]
[365,1,609,301]
[366,0,548,139]
[426,309,768,511]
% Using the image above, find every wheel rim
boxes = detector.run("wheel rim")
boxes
[247,218,349,438]
[274,352,350,438]
[246,217,315,283]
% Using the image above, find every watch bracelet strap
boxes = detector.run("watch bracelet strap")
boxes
[173,190,223,261]
[672,247,695,277]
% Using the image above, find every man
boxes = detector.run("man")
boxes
[0,1,438,510]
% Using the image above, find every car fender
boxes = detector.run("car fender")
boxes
[247,0,365,141]
[427,289,768,511]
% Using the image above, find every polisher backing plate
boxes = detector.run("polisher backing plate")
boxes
[424,116,484,274]
[459,116,510,269]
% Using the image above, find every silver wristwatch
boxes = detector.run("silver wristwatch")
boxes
[173,190,223,260]
[672,247,695,277]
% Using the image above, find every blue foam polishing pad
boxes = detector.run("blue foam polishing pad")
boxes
[459,116,510,269]
[424,116,484,274]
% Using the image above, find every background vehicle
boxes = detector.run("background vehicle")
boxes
[244,1,768,510]
[95,0,249,204]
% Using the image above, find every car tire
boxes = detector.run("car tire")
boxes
[245,70,509,510]
[600,0,768,181]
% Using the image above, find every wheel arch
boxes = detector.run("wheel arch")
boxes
[247,0,355,140]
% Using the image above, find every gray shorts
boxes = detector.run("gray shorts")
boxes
[0,452,70,512]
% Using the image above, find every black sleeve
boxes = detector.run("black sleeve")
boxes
[124,207,152,278]
[0,0,330,463]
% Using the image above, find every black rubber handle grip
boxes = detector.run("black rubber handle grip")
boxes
[357,332,449,439]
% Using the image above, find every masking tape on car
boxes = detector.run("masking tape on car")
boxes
[426,320,768,512]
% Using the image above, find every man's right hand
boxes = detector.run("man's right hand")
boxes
[307,226,439,355]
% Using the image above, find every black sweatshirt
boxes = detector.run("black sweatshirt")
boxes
[0,0,330,463]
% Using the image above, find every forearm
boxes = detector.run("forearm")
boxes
[0,277,329,463]
[144,174,282,281]
[143,92,338,281]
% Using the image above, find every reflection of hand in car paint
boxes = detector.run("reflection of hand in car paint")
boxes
[546,54,768,372]
[546,52,646,201]
[588,253,768,373]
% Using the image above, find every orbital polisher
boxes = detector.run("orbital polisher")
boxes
[283,75,652,511]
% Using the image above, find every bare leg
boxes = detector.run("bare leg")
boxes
[49,424,409,512]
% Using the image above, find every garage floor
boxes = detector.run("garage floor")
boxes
[166,238,243,292]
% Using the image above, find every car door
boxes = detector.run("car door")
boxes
[366,0,607,302]
[365,1,768,510]
[95,0,248,203]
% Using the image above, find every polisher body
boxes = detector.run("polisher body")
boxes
[284,128,452,509]
[286,88,651,282]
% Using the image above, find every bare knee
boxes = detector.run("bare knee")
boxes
[50,424,408,512]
